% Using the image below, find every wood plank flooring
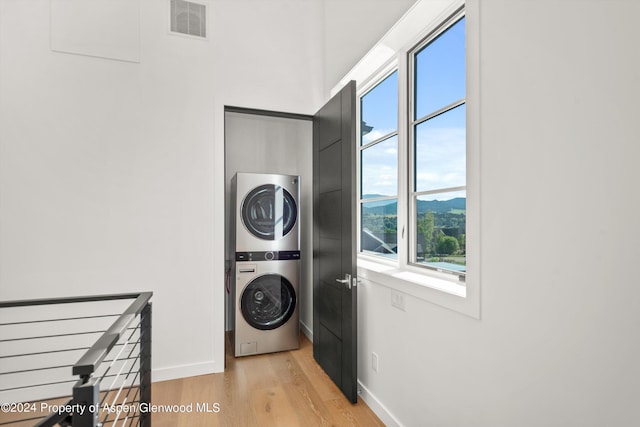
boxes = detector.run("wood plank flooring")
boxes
[152,333,384,427]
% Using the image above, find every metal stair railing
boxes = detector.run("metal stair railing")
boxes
[0,292,152,427]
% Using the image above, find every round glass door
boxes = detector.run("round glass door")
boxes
[241,184,297,240]
[241,274,296,330]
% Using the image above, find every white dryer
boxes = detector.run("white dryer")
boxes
[231,173,300,254]
[233,257,300,356]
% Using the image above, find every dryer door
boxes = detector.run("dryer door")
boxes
[241,184,297,241]
[241,274,296,330]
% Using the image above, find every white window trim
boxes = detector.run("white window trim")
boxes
[341,0,480,318]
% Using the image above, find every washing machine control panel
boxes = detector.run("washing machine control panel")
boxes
[236,250,300,262]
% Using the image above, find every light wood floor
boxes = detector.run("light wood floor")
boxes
[152,333,384,427]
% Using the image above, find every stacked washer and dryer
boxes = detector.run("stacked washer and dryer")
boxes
[229,173,300,357]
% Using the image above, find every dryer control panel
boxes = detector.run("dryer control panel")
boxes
[235,250,300,262]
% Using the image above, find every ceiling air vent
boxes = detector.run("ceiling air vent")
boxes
[170,0,207,38]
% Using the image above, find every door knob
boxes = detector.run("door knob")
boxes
[336,274,352,289]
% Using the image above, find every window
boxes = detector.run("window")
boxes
[350,0,478,317]
[410,15,466,276]
[360,71,399,259]
[358,9,467,280]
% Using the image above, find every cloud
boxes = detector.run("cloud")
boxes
[360,120,467,196]
[414,127,465,191]
[361,136,398,196]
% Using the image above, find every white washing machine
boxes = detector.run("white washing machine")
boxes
[231,172,300,254]
[233,257,300,356]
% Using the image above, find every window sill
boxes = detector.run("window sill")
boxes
[357,255,479,318]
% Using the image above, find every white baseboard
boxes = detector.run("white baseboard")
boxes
[358,380,403,427]
[152,360,222,383]
[300,320,313,342]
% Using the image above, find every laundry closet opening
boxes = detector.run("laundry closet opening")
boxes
[223,107,314,349]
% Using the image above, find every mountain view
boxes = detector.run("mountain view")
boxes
[362,195,465,215]
[361,194,466,270]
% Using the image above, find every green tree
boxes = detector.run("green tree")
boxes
[437,235,459,255]
[417,211,435,255]
[457,234,466,254]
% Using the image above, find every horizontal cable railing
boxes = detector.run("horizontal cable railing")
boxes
[0,293,152,427]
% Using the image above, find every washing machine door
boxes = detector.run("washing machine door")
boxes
[241,274,296,330]
[241,184,297,241]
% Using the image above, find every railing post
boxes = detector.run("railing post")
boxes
[140,302,152,427]
[72,377,99,427]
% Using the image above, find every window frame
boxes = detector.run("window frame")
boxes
[408,9,467,278]
[358,67,400,260]
[353,0,480,319]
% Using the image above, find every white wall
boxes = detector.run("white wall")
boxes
[354,1,640,426]
[322,0,418,94]
[0,0,323,381]
[0,0,218,380]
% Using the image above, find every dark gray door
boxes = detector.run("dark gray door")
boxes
[312,81,358,403]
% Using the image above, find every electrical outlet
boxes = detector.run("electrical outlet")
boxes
[391,289,406,311]
[371,352,379,373]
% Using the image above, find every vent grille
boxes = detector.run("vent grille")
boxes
[170,0,206,38]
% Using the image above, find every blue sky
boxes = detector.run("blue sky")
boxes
[361,135,398,196]
[415,17,465,119]
[415,104,466,193]
[361,70,398,146]
[360,17,466,200]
